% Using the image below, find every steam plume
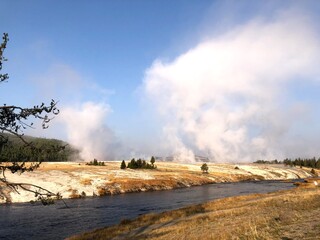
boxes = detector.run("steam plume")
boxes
[144,9,320,162]
[60,102,120,161]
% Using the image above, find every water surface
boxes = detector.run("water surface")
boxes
[0,180,296,240]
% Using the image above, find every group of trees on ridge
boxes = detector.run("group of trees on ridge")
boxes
[0,133,79,162]
[254,157,320,169]
[121,156,156,169]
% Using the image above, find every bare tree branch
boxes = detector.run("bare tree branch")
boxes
[0,33,9,83]
[0,32,66,205]
[0,177,68,207]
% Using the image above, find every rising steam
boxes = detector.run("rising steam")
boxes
[60,102,120,160]
[143,9,320,162]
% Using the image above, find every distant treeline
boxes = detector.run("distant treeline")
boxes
[254,157,320,169]
[254,159,281,164]
[0,133,79,162]
[86,159,105,166]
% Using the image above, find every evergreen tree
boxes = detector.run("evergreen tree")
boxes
[121,160,126,169]
[142,160,147,168]
[137,158,143,168]
[150,156,155,165]
[316,159,320,169]
[128,158,137,169]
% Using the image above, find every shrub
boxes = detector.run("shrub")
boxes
[201,163,209,173]
[86,159,105,166]
[127,157,156,170]
[80,191,86,198]
[120,218,132,225]
[98,188,108,196]
[69,189,81,198]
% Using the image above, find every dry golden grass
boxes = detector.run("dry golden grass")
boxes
[83,162,276,197]
[68,189,86,199]
[67,186,320,240]
[2,161,314,204]
[68,189,82,199]
[80,178,92,186]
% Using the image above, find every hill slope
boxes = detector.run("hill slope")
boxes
[0,133,79,162]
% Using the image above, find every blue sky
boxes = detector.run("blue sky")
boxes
[1,1,212,137]
[1,1,320,161]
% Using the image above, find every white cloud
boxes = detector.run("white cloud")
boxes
[143,9,320,162]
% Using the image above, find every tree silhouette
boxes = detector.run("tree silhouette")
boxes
[150,156,155,165]
[120,160,126,169]
[201,163,209,173]
[0,33,62,204]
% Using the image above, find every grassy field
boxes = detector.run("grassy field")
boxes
[67,184,320,240]
[1,162,315,203]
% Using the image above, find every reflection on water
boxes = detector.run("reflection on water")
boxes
[0,180,296,240]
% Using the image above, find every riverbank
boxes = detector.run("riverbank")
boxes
[0,161,314,203]
[67,184,320,240]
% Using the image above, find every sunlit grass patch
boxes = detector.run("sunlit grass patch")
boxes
[67,187,320,240]
[80,178,92,186]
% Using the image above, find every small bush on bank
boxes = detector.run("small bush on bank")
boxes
[86,158,105,166]
[201,163,209,173]
[311,168,318,176]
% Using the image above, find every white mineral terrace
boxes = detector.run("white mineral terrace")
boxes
[0,162,312,204]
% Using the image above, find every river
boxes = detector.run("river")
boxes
[0,180,296,240]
